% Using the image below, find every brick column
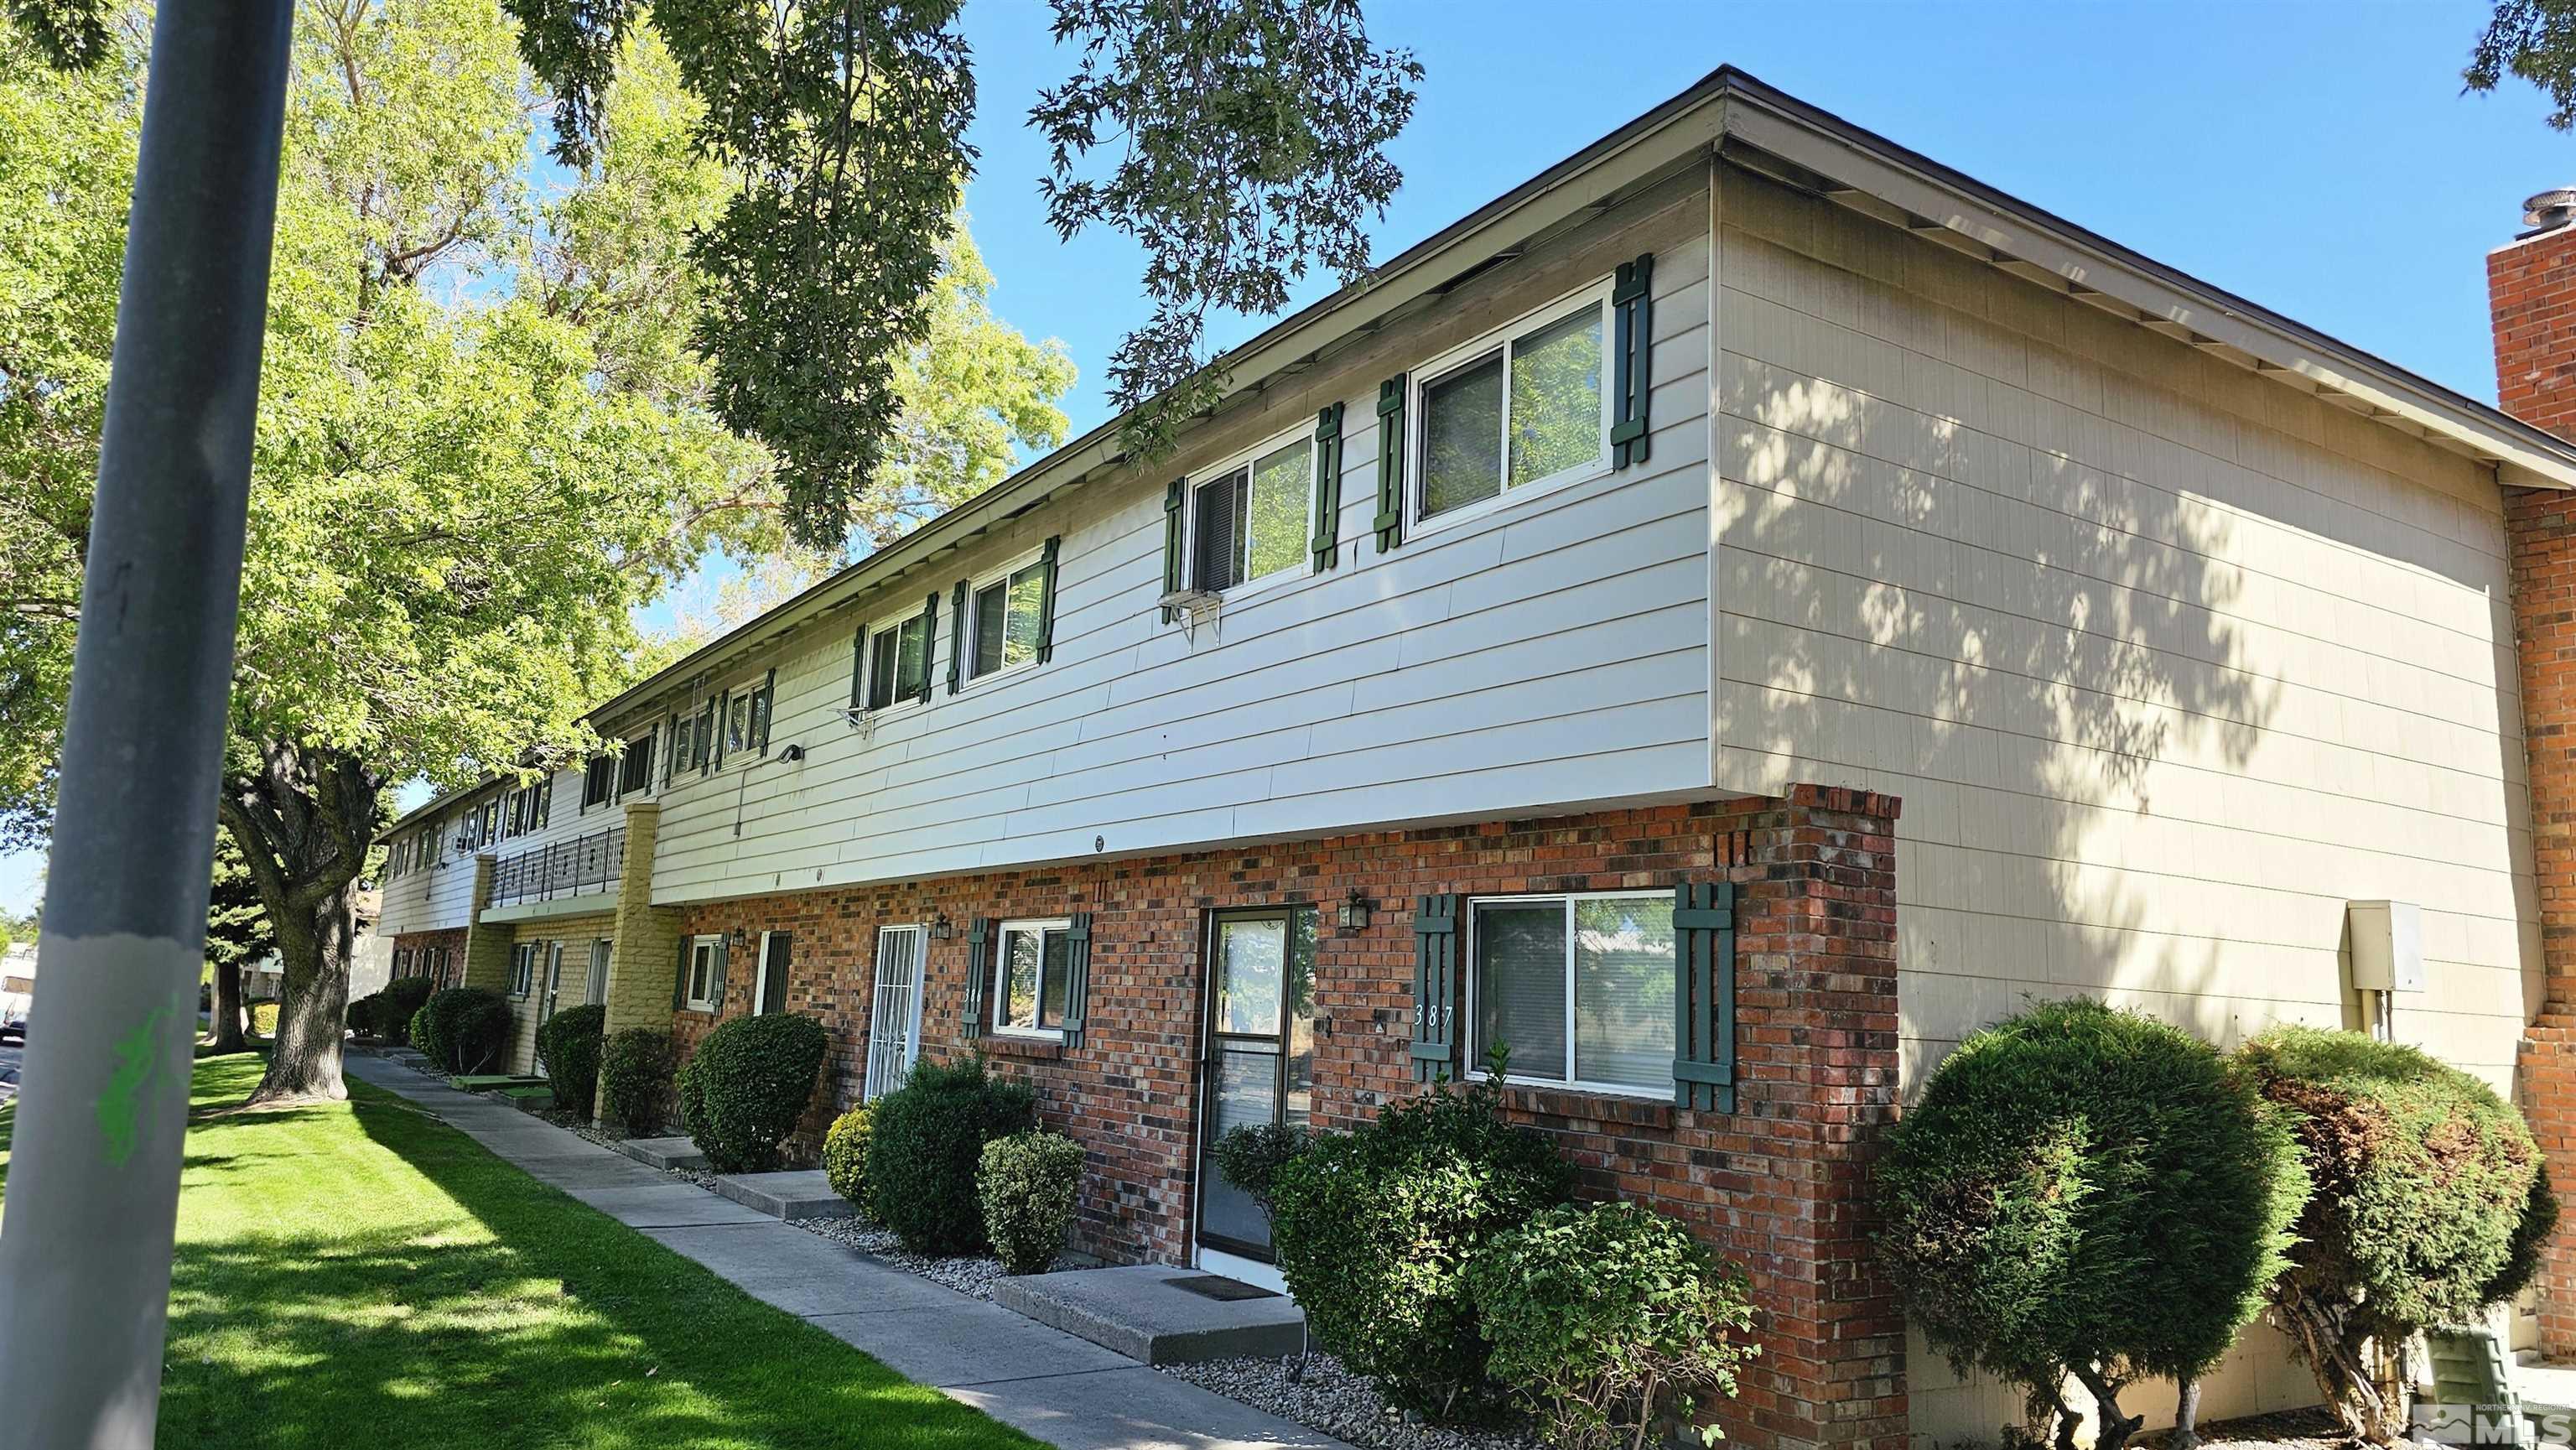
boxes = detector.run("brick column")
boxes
[2494,210,2576,1354]
[1720,783,1906,1450]
[457,855,512,995]
[595,799,681,1126]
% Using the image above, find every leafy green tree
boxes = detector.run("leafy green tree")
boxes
[2470,1,2576,127]
[203,836,276,1055]
[505,0,1419,542]
[0,2,1067,1102]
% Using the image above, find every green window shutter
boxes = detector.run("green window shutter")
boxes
[754,668,776,751]
[1372,376,1407,553]
[1671,880,1736,1111]
[672,936,690,1011]
[761,933,791,1015]
[1611,252,1655,470]
[696,697,715,775]
[1059,912,1092,1050]
[1160,478,1186,621]
[1035,535,1064,664]
[1309,402,1344,574]
[946,579,968,695]
[963,917,993,1039]
[710,934,730,1011]
[915,591,939,699]
[849,628,868,709]
[1410,893,1462,1082]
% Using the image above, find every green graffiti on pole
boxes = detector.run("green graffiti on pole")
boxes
[96,1005,167,1167]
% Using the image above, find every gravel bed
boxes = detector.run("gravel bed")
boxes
[543,1111,722,1189]
[1159,1353,1543,1450]
[792,1215,1016,1299]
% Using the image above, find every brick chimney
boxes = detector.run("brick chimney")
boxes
[2496,186,2576,1355]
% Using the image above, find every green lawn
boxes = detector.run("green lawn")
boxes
[0,1053,1041,1450]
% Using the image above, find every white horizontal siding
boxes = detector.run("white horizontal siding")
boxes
[1707,171,2541,1442]
[647,179,1716,903]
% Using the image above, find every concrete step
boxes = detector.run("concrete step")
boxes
[611,1136,709,1172]
[710,1168,848,1221]
[501,1087,554,1114]
[991,1264,1306,1366]
[449,1073,547,1094]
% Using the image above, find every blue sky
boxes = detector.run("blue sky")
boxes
[0,0,2565,919]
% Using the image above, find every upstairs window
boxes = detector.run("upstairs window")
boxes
[968,559,1046,682]
[865,610,931,711]
[1415,283,1611,526]
[582,755,615,808]
[1190,432,1311,595]
[616,731,655,796]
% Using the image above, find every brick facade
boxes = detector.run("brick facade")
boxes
[387,927,466,988]
[2496,218,2576,1355]
[662,788,1904,1450]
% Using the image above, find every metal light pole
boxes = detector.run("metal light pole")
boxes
[0,3,294,1445]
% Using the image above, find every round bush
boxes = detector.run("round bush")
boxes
[823,1104,874,1208]
[676,1013,828,1174]
[1267,1068,1576,1417]
[1211,1120,1310,1217]
[411,986,513,1074]
[345,990,384,1037]
[1873,1000,2307,1450]
[2241,1026,2556,1440]
[535,1003,606,1119]
[598,1027,675,1137]
[979,1130,1085,1276]
[249,1000,280,1037]
[865,1056,1036,1255]
[1464,1202,1756,1450]
[381,975,436,1046]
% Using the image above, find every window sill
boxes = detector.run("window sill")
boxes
[979,1035,1064,1061]
[1484,1080,1675,1130]
[1410,459,1613,546]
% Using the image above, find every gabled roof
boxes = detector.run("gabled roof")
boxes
[383,66,2576,839]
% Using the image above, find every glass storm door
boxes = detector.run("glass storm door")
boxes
[1196,907,1317,1262]
[538,943,563,1027]
[866,926,925,1100]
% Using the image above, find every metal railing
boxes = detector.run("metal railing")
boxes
[488,825,625,908]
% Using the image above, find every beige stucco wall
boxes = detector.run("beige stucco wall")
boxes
[1710,166,2542,1442]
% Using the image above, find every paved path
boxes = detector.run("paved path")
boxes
[344,1052,1344,1450]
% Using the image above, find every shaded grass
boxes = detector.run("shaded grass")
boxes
[0,1052,1041,1449]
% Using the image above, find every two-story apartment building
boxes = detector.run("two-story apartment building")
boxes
[377,70,2576,1450]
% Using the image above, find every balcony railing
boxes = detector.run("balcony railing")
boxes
[489,826,624,908]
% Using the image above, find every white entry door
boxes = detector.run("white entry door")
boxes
[865,925,926,1100]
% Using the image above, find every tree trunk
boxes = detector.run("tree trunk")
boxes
[208,959,246,1052]
[220,740,382,1105]
[2273,1282,2408,1444]
[2071,1362,2145,1450]
[2168,1376,2202,1450]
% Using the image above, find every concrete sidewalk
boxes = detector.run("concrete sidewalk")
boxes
[345,1052,1344,1450]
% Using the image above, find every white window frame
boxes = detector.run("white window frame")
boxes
[866,923,929,1101]
[586,938,611,1007]
[860,600,934,716]
[988,916,1074,1041]
[615,725,657,800]
[960,548,1048,689]
[1462,888,1672,1101]
[1186,423,1317,601]
[509,941,537,999]
[719,676,764,766]
[685,934,722,1013]
[752,929,788,1015]
[1407,276,1617,541]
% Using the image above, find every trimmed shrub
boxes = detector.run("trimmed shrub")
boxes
[411,986,513,1074]
[381,975,436,1047]
[1211,1120,1311,1217]
[979,1130,1084,1276]
[823,1104,874,1208]
[866,1056,1036,1255]
[1464,1202,1756,1450]
[1267,1059,1577,1417]
[2241,1026,2555,1442]
[598,1028,676,1137]
[1873,1000,2308,1450]
[345,990,384,1037]
[535,1003,606,1119]
[676,1012,828,1174]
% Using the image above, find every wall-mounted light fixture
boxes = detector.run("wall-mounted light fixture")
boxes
[729,927,750,949]
[928,912,953,941]
[1337,889,1374,932]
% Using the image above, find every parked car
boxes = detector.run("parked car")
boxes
[0,1016,28,1043]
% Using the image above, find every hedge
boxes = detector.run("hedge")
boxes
[676,1013,828,1174]
[865,1056,1035,1255]
[410,986,513,1075]
[535,1003,606,1119]
[598,1028,675,1138]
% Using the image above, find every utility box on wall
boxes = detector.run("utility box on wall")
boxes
[2347,899,2426,993]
